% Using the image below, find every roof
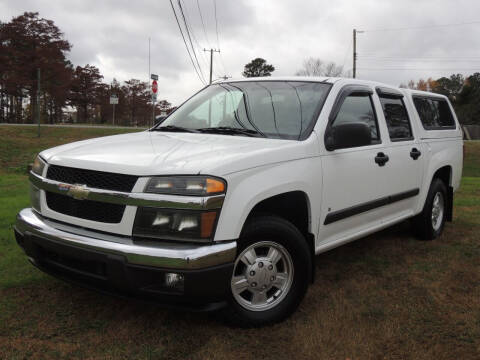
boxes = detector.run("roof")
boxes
[214,76,449,100]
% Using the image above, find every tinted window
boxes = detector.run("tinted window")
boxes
[379,97,412,140]
[160,81,331,140]
[332,94,380,141]
[413,97,456,129]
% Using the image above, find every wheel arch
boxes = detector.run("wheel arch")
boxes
[243,191,316,282]
[418,165,453,222]
[431,165,453,221]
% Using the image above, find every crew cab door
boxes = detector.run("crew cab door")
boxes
[372,87,423,221]
[318,85,390,244]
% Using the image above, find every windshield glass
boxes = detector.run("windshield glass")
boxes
[158,81,331,140]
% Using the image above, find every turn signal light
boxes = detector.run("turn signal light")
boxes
[206,178,225,194]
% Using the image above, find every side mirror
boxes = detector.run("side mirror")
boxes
[325,122,372,151]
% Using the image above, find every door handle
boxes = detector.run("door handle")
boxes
[410,148,421,160]
[375,152,389,166]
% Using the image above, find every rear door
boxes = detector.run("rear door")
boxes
[372,87,423,221]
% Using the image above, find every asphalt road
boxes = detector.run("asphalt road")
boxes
[0,123,148,129]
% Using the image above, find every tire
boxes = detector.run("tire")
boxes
[413,178,447,240]
[223,214,312,327]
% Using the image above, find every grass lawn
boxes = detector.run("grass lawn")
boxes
[0,125,479,359]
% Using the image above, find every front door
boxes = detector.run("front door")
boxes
[318,85,390,245]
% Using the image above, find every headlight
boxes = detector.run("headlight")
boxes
[145,176,226,196]
[32,155,46,176]
[133,207,218,242]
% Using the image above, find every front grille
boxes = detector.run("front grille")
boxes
[46,165,138,193]
[46,191,125,223]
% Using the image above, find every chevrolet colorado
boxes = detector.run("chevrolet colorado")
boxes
[15,77,463,326]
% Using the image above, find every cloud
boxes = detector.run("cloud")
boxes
[1,0,480,104]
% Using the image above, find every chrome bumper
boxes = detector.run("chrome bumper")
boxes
[15,208,236,270]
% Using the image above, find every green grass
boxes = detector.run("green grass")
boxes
[0,125,479,359]
[0,125,142,174]
[463,141,480,177]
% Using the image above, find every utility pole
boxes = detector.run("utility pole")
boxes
[203,48,220,85]
[148,37,151,86]
[149,37,154,127]
[353,29,356,79]
[353,29,364,79]
[37,68,41,137]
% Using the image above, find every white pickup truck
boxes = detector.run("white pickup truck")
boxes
[15,77,463,326]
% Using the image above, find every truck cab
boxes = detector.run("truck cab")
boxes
[15,77,463,327]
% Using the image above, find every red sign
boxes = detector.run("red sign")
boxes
[152,80,158,94]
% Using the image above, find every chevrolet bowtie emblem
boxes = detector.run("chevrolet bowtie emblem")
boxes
[58,183,90,200]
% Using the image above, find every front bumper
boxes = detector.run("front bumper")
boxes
[15,208,236,310]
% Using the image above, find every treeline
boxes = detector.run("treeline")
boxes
[0,12,173,126]
[402,73,480,125]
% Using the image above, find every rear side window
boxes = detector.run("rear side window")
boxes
[333,94,380,141]
[413,97,456,129]
[379,97,413,141]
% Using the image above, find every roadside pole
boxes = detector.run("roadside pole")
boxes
[110,94,118,125]
[37,68,41,137]
[352,29,364,79]
[151,74,158,127]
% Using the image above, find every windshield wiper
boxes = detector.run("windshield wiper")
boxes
[197,127,264,137]
[151,125,199,133]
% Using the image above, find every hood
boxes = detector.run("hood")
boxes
[40,131,317,176]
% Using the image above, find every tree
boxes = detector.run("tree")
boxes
[157,99,172,114]
[431,74,464,101]
[0,12,72,123]
[455,73,480,125]
[295,58,347,77]
[295,58,324,76]
[242,58,275,77]
[405,78,437,92]
[69,64,104,123]
[122,79,151,126]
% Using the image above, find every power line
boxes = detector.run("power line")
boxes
[196,0,210,47]
[213,0,220,50]
[363,20,480,32]
[358,68,480,71]
[181,0,210,71]
[178,0,207,83]
[359,55,480,58]
[169,0,206,85]
[358,58,480,63]
[358,56,480,60]
[341,38,352,73]
[213,0,228,75]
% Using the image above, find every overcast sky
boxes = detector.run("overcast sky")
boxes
[2,0,480,105]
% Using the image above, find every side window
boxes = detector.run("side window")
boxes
[431,98,456,128]
[413,97,456,129]
[332,94,380,142]
[379,97,413,140]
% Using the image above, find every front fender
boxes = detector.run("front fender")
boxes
[214,157,322,241]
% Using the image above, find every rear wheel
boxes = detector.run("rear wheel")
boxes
[413,178,447,240]
[224,215,311,327]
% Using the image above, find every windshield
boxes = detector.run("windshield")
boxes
[157,81,331,140]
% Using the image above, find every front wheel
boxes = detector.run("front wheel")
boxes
[224,215,311,327]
